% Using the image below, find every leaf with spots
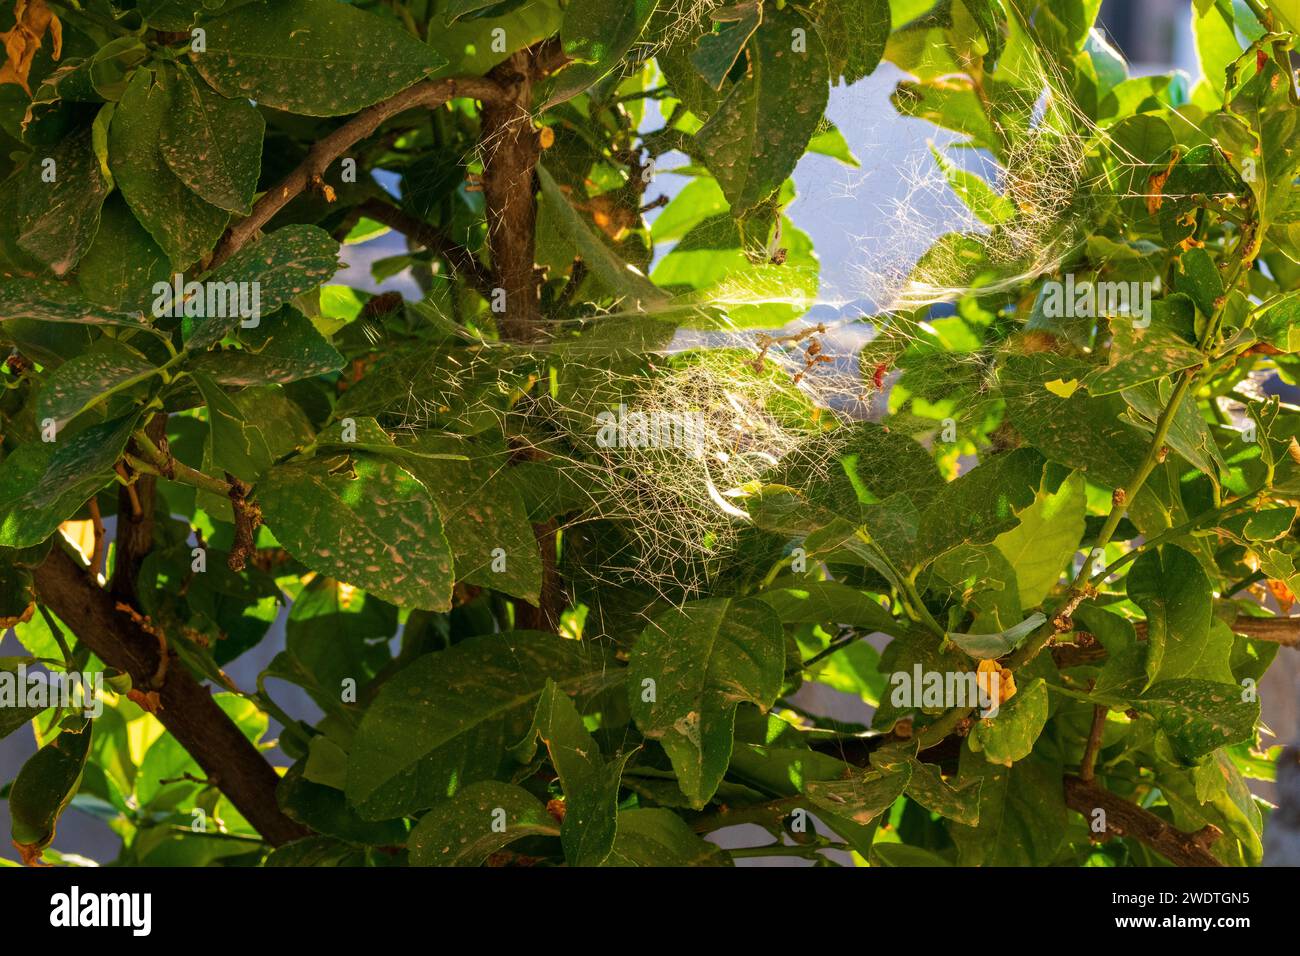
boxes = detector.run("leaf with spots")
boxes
[691,2,762,90]
[540,0,659,109]
[1137,679,1259,762]
[628,597,785,808]
[968,677,1049,767]
[13,127,111,277]
[916,447,1045,561]
[804,765,910,826]
[36,338,157,430]
[184,224,340,352]
[0,278,156,331]
[603,808,732,866]
[345,631,616,819]
[870,742,982,826]
[109,68,230,271]
[811,0,891,86]
[395,433,542,604]
[1127,544,1212,689]
[949,748,1066,866]
[160,64,264,215]
[187,307,344,385]
[192,0,447,117]
[696,5,830,216]
[0,412,142,548]
[512,678,630,866]
[72,195,171,313]
[256,454,454,610]
[408,781,560,866]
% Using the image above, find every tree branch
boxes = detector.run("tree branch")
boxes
[356,197,495,296]
[209,75,507,269]
[111,413,167,605]
[32,546,309,847]
[1063,775,1223,867]
[1053,614,1300,668]
[481,50,544,342]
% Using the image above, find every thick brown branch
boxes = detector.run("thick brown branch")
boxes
[1053,614,1300,668]
[481,48,546,342]
[1064,775,1223,867]
[33,546,309,847]
[209,76,507,269]
[356,197,495,296]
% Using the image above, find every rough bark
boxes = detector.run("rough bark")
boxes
[33,547,309,847]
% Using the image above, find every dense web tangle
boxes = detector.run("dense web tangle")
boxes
[371,0,1182,607]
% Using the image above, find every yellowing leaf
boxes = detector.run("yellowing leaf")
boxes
[0,0,62,95]
[1044,378,1079,398]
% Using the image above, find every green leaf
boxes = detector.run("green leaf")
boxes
[109,69,230,271]
[36,339,156,429]
[992,469,1087,609]
[813,0,890,85]
[269,575,394,718]
[691,1,762,90]
[188,306,345,384]
[804,765,910,826]
[603,808,731,866]
[1177,247,1225,317]
[345,631,614,818]
[185,225,340,352]
[192,372,274,483]
[1137,679,1259,761]
[192,0,447,117]
[257,454,454,611]
[445,0,513,23]
[8,722,93,858]
[0,278,154,331]
[929,143,1016,225]
[512,678,629,866]
[159,65,264,215]
[278,762,409,847]
[752,580,897,633]
[394,434,542,604]
[0,657,44,741]
[537,164,667,307]
[969,677,1049,766]
[869,740,982,825]
[696,5,830,216]
[73,195,171,313]
[1192,0,1240,96]
[408,781,560,866]
[917,448,1045,559]
[1127,544,1212,688]
[0,412,142,549]
[628,597,785,807]
[950,748,1066,866]
[13,127,111,277]
[541,0,658,108]
[946,613,1046,660]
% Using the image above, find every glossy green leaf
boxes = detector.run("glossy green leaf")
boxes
[628,597,785,808]
[346,631,614,818]
[696,5,830,216]
[192,0,447,116]
[257,454,454,611]
[408,781,560,866]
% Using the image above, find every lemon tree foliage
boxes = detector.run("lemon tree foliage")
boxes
[0,0,1296,869]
